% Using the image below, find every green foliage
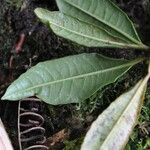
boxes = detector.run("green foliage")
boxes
[35,9,132,49]
[64,137,84,150]
[35,0,148,49]
[1,0,150,149]
[2,53,142,104]
[56,0,140,44]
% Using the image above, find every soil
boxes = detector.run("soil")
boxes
[0,0,150,149]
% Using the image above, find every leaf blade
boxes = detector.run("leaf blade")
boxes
[34,9,144,49]
[1,53,143,105]
[56,0,142,45]
[81,74,149,150]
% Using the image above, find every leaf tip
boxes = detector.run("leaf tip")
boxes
[1,94,7,100]
[1,91,12,101]
[34,8,50,25]
[34,8,43,18]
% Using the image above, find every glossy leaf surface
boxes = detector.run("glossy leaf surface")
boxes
[1,53,142,105]
[81,74,150,150]
[35,8,146,49]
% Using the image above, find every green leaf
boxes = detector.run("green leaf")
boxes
[81,74,150,150]
[1,53,143,105]
[34,9,147,49]
[56,0,146,48]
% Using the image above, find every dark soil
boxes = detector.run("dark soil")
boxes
[0,0,150,149]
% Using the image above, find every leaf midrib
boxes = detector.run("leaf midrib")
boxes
[5,59,142,98]
[63,0,141,45]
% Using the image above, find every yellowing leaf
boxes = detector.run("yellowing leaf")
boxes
[81,73,150,150]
